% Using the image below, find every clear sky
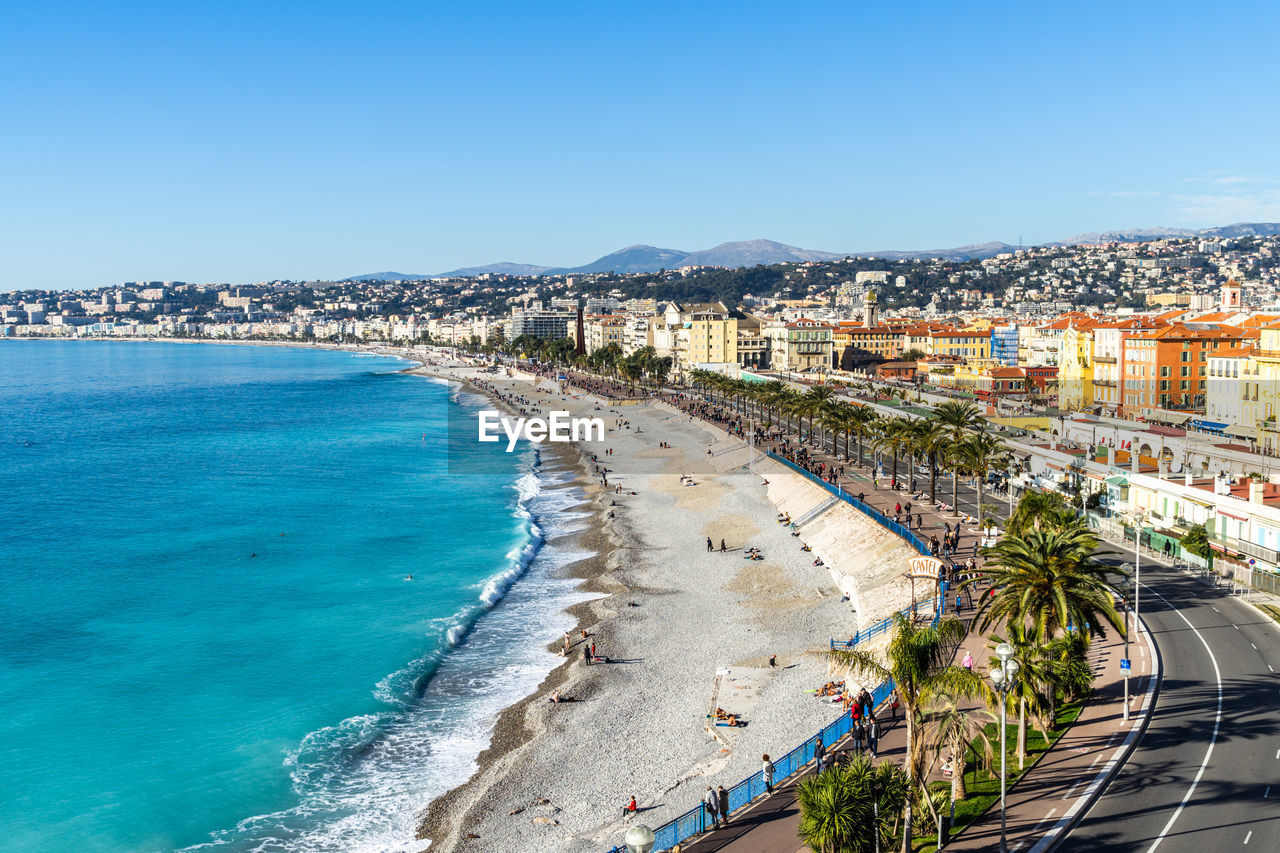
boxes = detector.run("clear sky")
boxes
[3,1,1279,291]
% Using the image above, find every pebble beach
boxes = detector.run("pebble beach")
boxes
[412,359,919,853]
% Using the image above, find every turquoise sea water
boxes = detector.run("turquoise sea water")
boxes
[0,341,589,852]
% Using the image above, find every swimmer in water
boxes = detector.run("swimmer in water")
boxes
[404,574,413,581]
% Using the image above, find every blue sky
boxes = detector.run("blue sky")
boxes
[3,1,1279,290]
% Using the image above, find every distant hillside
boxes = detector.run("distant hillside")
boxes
[860,241,1017,261]
[341,222,1280,281]
[679,239,845,267]
[555,245,689,275]
[432,262,554,278]
[344,271,430,281]
[1059,222,1280,245]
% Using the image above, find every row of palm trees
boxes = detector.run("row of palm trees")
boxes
[499,336,676,388]
[687,370,1012,521]
[805,495,1124,853]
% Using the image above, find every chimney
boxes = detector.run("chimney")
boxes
[1249,480,1265,504]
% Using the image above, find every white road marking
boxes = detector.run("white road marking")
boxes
[1235,625,1241,630]
[1032,808,1059,831]
[1252,643,1258,650]
[1269,664,1275,672]
[1245,830,1252,844]
[1063,780,1083,800]
[1090,755,1102,768]
[1145,588,1224,853]
[1213,606,1221,612]
[1265,785,1271,799]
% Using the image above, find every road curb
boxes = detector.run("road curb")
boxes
[1027,610,1162,852]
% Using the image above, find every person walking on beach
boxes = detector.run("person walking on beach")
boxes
[717,785,730,826]
[707,537,714,552]
[582,645,591,666]
[703,786,720,828]
[720,538,726,552]
[762,754,775,795]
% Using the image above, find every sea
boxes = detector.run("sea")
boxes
[0,340,593,853]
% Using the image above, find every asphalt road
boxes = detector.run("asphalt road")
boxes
[1058,558,1280,852]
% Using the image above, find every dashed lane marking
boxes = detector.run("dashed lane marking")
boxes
[1145,587,1223,853]
[1032,808,1059,832]
[1063,780,1083,801]
[1245,830,1253,844]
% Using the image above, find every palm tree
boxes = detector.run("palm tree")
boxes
[1005,490,1076,538]
[931,400,983,512]
[907,419,948,501]
[821,613,978,853]
[756,380,787,431]
[872,417,912,488]
[1043,630,1094,720]
[801,385,839,446]
[848,405,878,470]
[777,385,805,438]
[971,520,1125,643]
[922,689,995,803]
[957,431,1010,523]
[796,753,909,853]
[987,624,1052,769]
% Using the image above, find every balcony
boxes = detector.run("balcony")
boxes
[1210,532,1280,566]
[1240,539,1280,566]
[1094,355,1117,364]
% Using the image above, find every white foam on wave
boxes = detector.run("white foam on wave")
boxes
[182,449,597,853]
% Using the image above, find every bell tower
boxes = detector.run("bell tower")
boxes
[863,289,878,328]
[1221,278,1242,311]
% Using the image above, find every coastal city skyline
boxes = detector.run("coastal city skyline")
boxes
[5,2,1280,290]
[9,3,1280,852]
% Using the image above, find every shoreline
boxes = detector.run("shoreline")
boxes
[406,359,623,851]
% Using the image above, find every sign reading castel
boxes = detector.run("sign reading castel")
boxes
[906,555,944,579]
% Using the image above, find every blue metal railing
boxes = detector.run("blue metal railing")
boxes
[831,586,944,650]
[605,679,899,853]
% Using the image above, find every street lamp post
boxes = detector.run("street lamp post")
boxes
[990,642,1020,853]
[1129,511,1146,623]
[1118,569,1132,722]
